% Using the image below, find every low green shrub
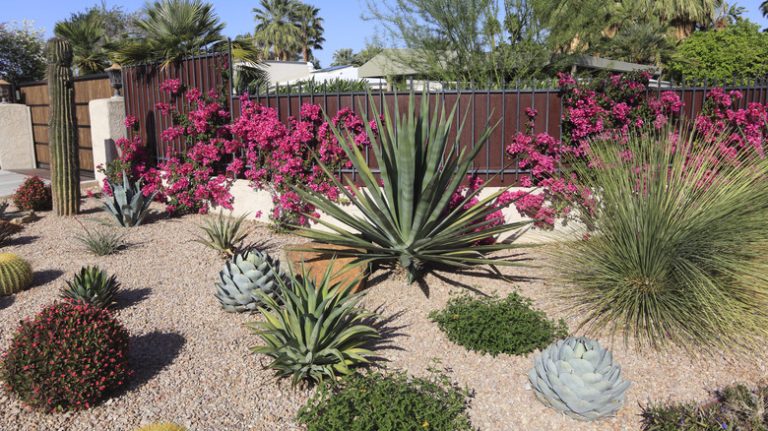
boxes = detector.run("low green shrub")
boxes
[297,370,474,431]
[641,384,768,431]
[429,292,567,356]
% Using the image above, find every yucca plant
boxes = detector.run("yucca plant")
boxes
[193,212,249,257]
[556,125,768,350]
[247,264,379,385]
[104,171,156,227]
[294,92,530,283]
[60,266,120,309]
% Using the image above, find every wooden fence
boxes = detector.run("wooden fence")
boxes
[16,74,112,174]
[121,52,768,186]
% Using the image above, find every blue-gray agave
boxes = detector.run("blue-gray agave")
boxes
[215,250,286,313]
[528,337,630,421]
[104,171,156,227]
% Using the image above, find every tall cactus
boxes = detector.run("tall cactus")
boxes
[46,38,80,216]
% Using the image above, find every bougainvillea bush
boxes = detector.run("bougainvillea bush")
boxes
[12,175,52,211]
[0,300,131,412]
[506,72,768,230]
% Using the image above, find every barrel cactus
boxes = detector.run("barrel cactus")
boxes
[46,37,80,216]
[528,336,631,421]
[0,253,33,296]
[135,423,187,431]
[60,266,120,309]
[215,250,287,313]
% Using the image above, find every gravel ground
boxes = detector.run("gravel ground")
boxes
[0,198,766,431]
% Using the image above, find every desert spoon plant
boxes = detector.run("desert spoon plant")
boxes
[294,92,530,283]
[46,37,80,216]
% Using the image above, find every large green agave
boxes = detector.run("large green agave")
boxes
[104,171,156,227]
[294,92,530,283]
[60,265,120,309]
[247,264,379,385]
[528,337,630,421]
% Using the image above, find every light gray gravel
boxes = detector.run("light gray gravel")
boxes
[0,198,766,431]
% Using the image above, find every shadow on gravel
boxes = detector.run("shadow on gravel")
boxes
[114,287,152,310]
[127,331,186,391]
[32,269,64,287]
[363,307,408,365]
[5,235,40,246]
[0,295,14,309]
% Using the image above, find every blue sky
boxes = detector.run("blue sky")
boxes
[1,0,767,68]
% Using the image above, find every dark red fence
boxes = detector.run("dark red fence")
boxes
[123,52,231,162]
[122,52,768,185]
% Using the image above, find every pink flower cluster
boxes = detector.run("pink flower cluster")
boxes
[445,175,509,244]
[695,88,768,159]
[230,97,374,228]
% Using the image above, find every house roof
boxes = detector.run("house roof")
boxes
[573,55,660,74]
[357,49,420,78]
[313,65,353,73]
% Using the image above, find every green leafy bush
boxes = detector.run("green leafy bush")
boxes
[295,92,529,283]
[429,293,567,356]
[12,176,51,211]
[0,300,130,411]
[641,384,768,431]
[247,264,379,385]
[556,126,768,349]
[668,20,768,81]
[297,370,474,431]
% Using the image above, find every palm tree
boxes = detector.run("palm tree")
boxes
[253,0,301,61]
[111,0,225,65]
[54,10,109,75]
[331,48,355,66]
[762,0,768,18]
[294,2,325,63]
[649,0,719,39]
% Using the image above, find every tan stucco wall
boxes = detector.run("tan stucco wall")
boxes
[89,97,127,182]
[0,103,36,169]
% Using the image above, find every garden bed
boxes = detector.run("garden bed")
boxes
[0,199,765,430]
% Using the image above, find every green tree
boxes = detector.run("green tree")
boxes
[111,0,225,65]
[294,3,325,62]
[331,48,355,66]
[0,21,46,84]
[600,21,674,66]
[667,20,768,80]
[253,0,301,60]
[649,0,721,39]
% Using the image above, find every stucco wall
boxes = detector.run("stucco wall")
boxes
[89,97,127,182]
[0,104,36,170]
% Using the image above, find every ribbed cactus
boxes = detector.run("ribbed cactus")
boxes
[135,423,187,431]
[0,253,33,296]
[46,37,80,216]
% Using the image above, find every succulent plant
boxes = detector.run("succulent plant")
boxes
[0,253,33,296]
[0,220,23,246]
[193,212,249,257]
[104,171,157,227]
[215,249,287,313]
[0,201,9,218]
[60,266,120,309]
[528,336,631,421]
[134,423,187,431]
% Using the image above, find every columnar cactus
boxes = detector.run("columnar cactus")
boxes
[0,253,33,296]
[46,37,80,216]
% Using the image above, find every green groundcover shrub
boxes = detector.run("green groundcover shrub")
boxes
[429,292,567,356]
[297,370,474,431]
[641,384,768,431]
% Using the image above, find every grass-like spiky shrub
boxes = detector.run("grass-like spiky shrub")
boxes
[12,176,52,211]
[0,253,33,296]
[0,220,24,246]
[294,93,529,283]
[247,264,379,385]
[60,266,120,309]
[193,212,249,257]
[556,126,768,349]
[0,300,131,411]
[429,293,567,356]
[75,220,126,256]
[135,423,188,431]
[297,370,474,431]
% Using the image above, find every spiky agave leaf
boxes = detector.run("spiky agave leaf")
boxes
[193,212,250,257]
[60,265,120,309]
[293,92,531,283]
[104,171,156,227]
[215,249,287,312]
[247,262,379,385]
[555,124,768,350]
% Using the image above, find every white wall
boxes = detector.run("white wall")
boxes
[0,104,36,170]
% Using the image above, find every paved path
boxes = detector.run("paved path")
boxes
[0,170,39,198]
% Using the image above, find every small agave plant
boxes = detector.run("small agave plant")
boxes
[60,265,120,309]
[215,249,288,313]
[528,336,630,421]
[104,171,156,227]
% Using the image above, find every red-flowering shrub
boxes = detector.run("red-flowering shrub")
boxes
[0,300,131,412]
[12,176,52,211]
